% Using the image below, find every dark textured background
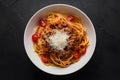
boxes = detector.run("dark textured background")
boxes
[0,0,120,80]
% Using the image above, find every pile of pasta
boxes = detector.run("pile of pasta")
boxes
[32,12,89,67]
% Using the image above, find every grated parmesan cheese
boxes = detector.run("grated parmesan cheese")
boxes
[49,29,69,50]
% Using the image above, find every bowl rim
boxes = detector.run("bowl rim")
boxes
[24,4,96,75]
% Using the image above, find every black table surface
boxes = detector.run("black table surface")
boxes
[0,0,120,80]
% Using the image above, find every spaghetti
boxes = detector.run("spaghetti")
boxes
[32,12,89,67]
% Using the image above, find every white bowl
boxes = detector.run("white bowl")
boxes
[24,4,96,75]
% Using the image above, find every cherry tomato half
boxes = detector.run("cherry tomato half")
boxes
[67,15,74,21]
[73,52,81,60]
[81,47,86,54]
[32,33,40,42]
[41,54,49,63]
[39,19,47,27]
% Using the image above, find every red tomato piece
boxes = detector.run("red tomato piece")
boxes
[79,45,87,54]
[41,54,49,63]
[32,33,40,42]
[73,52,81,60]
[81,47,86,54]
[67,15,74,21]
[39,19,47,27]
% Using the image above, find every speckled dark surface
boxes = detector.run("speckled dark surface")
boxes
[0,0,120,80]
